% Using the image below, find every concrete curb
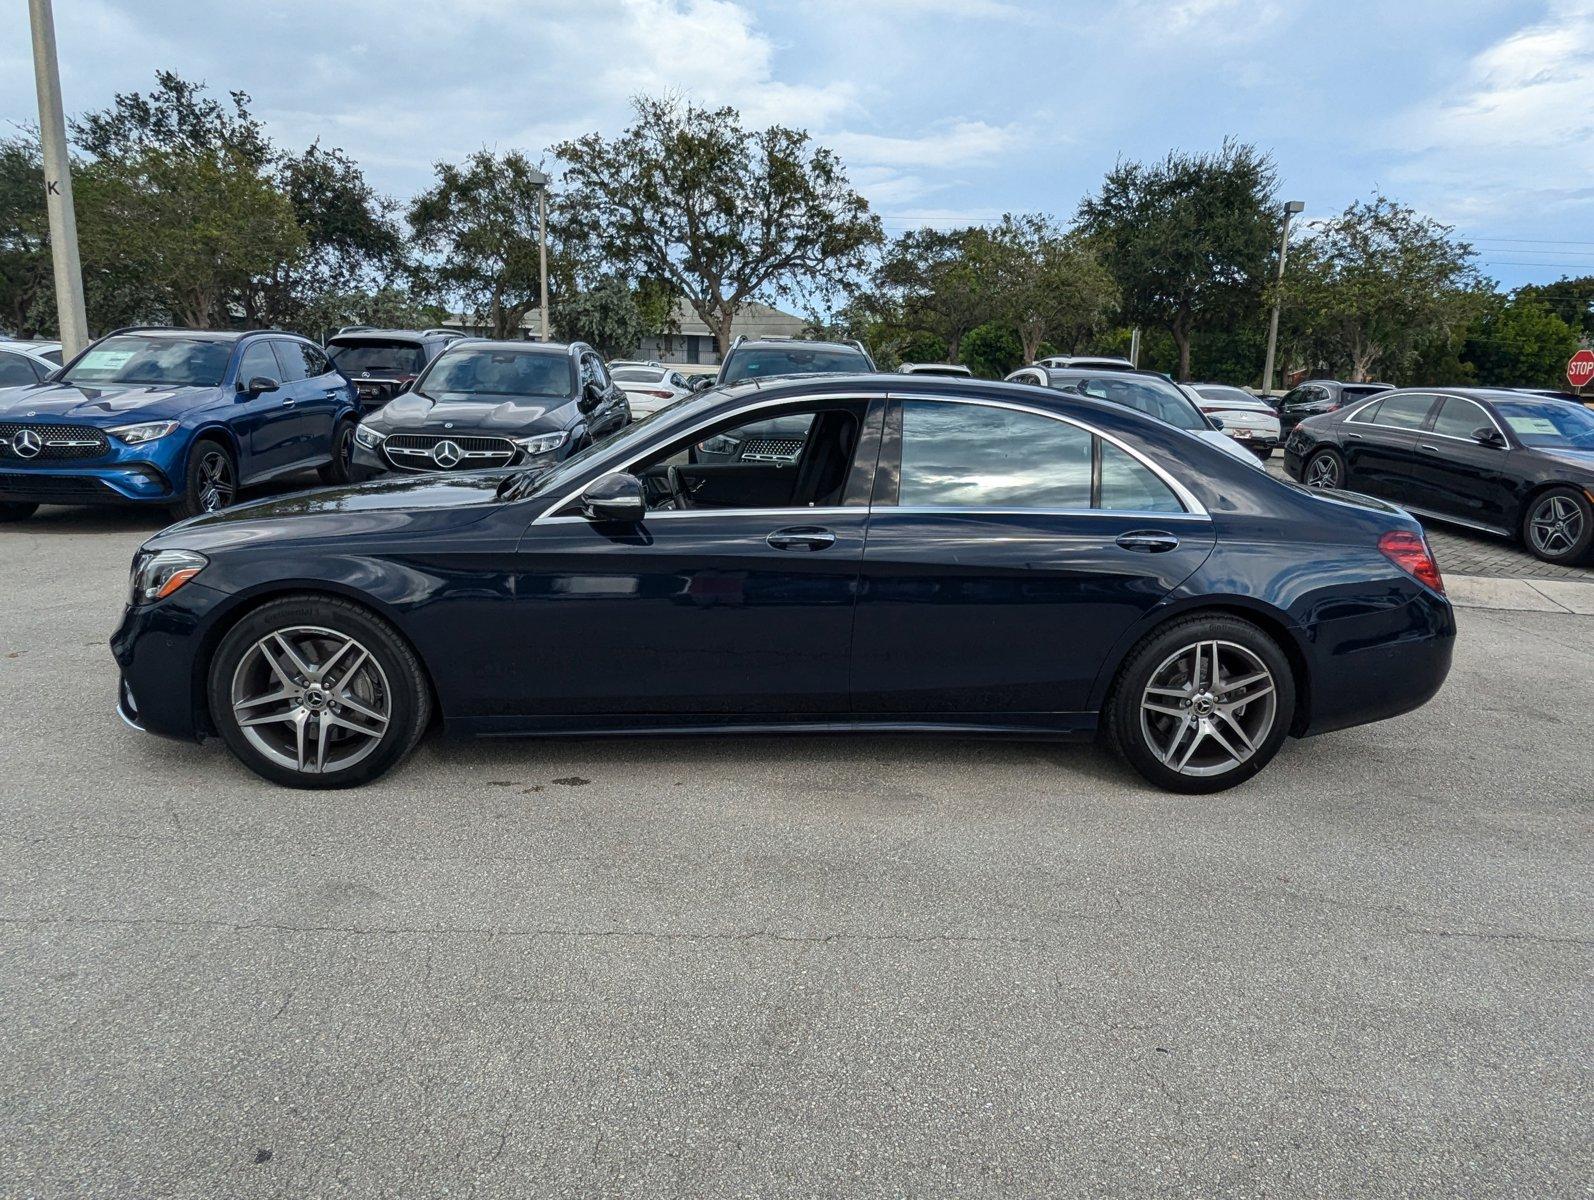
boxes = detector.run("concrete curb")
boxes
[1446,574,1594,615]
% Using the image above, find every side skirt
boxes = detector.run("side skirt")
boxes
[450,712,1100,741]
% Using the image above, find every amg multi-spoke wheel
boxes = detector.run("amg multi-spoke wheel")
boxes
[1107,615,1295,794]
[1139,641,1277,778]
[1303,449,1343,489]
[174,440,237,520]
[209,597,431,788]
[231,627,391,775]
[1522,488,1593,564]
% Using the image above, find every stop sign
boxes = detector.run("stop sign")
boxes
[1569,349,1594,389]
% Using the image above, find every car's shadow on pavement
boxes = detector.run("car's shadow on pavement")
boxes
[9,474,326,537]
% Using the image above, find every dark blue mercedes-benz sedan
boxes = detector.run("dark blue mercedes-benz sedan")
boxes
[110,374,1455,793]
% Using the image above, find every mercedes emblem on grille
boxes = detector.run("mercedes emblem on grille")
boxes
[11,428,42,459]
[431,439,463,468]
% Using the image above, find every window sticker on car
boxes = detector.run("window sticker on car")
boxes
[1504,416,1559,436]
[80,349,136,370]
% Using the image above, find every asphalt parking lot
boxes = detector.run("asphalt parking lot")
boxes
[3,491,1591,1198]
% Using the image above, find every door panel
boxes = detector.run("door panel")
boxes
[851,510,1215,714]
[1407,399,1518,528]
[1340,394,1438,504]
[489,511,868,717]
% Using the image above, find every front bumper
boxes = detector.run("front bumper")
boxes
[0,461,176,505]
[110,582,233,741]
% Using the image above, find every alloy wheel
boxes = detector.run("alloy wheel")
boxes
[198,450,235,512]
[1528,495,1585,558]
[1139,640,1278,778]
[1305,453,1340,488]
[229,626,391,774]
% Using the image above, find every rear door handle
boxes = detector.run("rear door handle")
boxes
[767,526,836,552]
[1115,530,1181,553]
[1418,444,1440,452]
[281,397,296,407]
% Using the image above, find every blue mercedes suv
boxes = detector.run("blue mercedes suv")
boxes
[0,327,359,521]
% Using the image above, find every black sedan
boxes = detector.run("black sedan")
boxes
[351,339,630,475]
[1286,388,1594,564]
[113,375,1455,794]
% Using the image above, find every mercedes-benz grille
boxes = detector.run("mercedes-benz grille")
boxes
[382,433,517,471]
[0,423,110,461]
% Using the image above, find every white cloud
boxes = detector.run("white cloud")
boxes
[828,120,1027,168]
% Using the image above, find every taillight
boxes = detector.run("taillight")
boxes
[1379,529,1444,594]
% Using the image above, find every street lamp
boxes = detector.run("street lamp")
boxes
[526,167,551,343]
[1261,199,1305,395]
[27,0,89,356]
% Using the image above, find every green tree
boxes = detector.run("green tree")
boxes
[875,226,997,363]
[987,214,1119,362]
[1282,195,1480,382]
[1513,275,1594,341]
[960,321,1024,378]
[1076,140,1277,380]
[555,96,881,357]
[552,276,645,359]
[408,150,561,340]
[1461,295,1581,388]
[0,134,52,336]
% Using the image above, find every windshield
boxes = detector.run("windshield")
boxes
[62,335,232,388]
[720,346,870,384]
[418,347,574,399]
[1493,400,1594,450]
[328,340,426,377]
[611,367,666,383]
[1060,374,1209,431]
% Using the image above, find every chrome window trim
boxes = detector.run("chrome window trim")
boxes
[888,505,1209,522]
[538,504,859,526]
[1343,397,1387,424]
[1354,391,1446,432]
[889,392,1208,517]
[532,391,881,522]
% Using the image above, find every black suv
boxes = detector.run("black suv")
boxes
[350,340,630,476]
[326,328,465,413]
[1275,379,1395,439]
[715,336,876,386]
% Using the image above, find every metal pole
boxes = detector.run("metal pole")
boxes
[538,187,550,344]
[1261,200,1304,395]
[27,0,89,356]
[1129,327,1141,367]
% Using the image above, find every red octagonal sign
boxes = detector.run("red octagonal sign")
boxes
[1569,349,1594,389]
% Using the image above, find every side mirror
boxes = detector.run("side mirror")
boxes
[690,376,716,392]
[577,380,605,411]
[1474,426,1506,447]
[579,472,645,523]
[242,376,279,396]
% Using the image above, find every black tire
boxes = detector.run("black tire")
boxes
[1104,614,1297,795]
[318,420,356,486]
[1302,447,1344,489]
[1253,446,1274,462]
[1520,486,1594,565]
[0,502,38,521]
[171,438,237,520]
[207,595,432,789]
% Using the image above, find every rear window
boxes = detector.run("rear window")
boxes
[720,346,871,384]
[328,340,427,376]
[612,367,666,383]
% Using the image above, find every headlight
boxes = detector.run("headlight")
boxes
[352,424,385,450]
[513,431,569,457]
[697,434,741,455]
[129,548,208,604]
[108,420,179,446]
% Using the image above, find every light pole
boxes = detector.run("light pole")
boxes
[527,167,551,343]
[1261,199,1304,395]
[27,0,89,356]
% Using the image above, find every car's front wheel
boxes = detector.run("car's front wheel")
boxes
[1105,615,1296,794]
[207,596,431,789]
[1521,487,1594,565]
[0,502,38,522]
[1302,448,1344,489]
[172,439,237,520]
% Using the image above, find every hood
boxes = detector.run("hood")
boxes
[148,469,546,555]
[367,389,574,434]
[0,380,221,422]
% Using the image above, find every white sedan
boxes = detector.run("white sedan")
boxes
[1186,384,1282,460]
[610,364,693,418]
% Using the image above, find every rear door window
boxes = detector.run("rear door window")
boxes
[1369,394,1437,430]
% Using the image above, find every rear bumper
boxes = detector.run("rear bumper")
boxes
[1300,587,1455,736]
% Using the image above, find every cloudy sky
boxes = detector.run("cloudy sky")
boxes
[3,0,1592,288]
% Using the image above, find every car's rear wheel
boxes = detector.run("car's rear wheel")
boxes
[318,420,356,486]
[0,502,38,521]
[207,596,431,789]
[1521,487,1594,564]
[1105,615,1296,794]
[172,439,237,520]
[1303,448,1344,489]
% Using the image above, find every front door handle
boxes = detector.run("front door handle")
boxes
[281,397,296,407]
[767,526,836,552]
[1418,443,1440,452]
[1115,530,1181,553]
